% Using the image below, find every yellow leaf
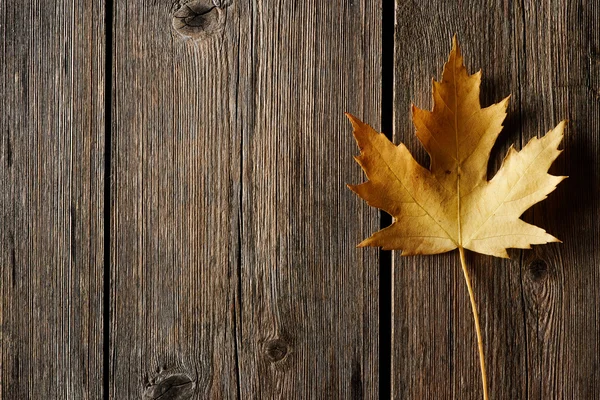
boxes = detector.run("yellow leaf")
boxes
[348,37,566,258]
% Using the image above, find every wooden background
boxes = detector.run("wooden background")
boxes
[1,0,599,398]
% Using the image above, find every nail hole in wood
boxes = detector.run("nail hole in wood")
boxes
[143,373,195,400]
[172,0,225,41]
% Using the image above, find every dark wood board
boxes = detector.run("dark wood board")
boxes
[517,1,600,398]
[393,1,600,399]
[0,0,105,398]
[110,0,241,396]
[235,1,382,397]
[3,0,596,397]
[110,1,381,398]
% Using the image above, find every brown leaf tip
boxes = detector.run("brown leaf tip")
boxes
[451,34,461,57]
[345,112,359,125]
[356,239,369,248]
[345,113,367,134]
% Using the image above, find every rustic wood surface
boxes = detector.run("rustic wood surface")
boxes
[0,0,105,398]
[111,1,380,398]
[2,0,600,398]
[393,1,600,399]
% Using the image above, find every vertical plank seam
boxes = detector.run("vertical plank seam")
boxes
[68,0,75,394]
[516,0,529,398]
[103,0,113,398]
[380,0,395,398]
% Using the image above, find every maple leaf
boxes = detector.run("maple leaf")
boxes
[347,36,566,400]
[348,37,566,259]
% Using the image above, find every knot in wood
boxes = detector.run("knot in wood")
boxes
[172,0,225,41]
[527,258,550,282]
[264,338,288,362]
[143,373,195,400]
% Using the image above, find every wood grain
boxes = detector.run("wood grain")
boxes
[111,0,240,397]
[393,4,526,398]
[3,0,595,396]
[393,1,600,399]
[517,1,600,398]
[111,0,381,398]
[0,0,105,398]
[235,1,381,398]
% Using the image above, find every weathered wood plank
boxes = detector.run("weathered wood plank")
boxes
[517,1,600,398]
[111,0,381,398]
[393,3,528,399]
[0,1,105,398]
[236,1,380,398]
[110,1,240,397]
[393,1,600,399]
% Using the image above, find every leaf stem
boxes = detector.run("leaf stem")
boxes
[458,246,488,400]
